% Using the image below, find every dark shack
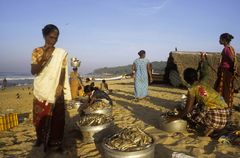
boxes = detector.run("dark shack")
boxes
[164,51,240,90]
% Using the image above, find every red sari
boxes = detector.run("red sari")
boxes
[214,46,237,108]
[33,95,65,148]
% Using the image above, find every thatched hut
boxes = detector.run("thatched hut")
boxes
[164,51,240,90]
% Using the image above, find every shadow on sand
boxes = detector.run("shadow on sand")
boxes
[111,90,179,110]
[26,109,80,158]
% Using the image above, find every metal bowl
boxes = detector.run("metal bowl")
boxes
[71,61,80,68]
[162,119,187,133]
[83,107,112,116]
[72,101,82,109]
[76,121,114,143]
[71,58,81,68]
[102,139,155,158]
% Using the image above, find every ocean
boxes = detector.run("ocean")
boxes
[0,72,33,87]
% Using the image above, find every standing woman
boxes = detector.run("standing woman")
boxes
[31,24,71,152]
[70,67,84,99]
[132,50,153,101]
[214,33,238,108]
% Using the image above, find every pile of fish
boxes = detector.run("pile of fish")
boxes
[105,127,153,152]
[85,100,111,112]
[78,114,113,126]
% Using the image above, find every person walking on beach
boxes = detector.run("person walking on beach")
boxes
[31,24,71,152]
[132,50,152,101]
[70,67,84,99]
[2,78,7,90]
[214,33,238,108]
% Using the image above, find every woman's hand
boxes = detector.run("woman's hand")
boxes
[149,77,153,83]
[42,45,54,63]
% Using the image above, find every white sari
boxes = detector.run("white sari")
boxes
[33,48,72,104]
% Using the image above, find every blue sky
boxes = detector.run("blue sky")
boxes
[0,0,240,74]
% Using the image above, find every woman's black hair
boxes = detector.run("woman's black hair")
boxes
[220,33,234,44]
[102,79,106,83]
[84,85,93,93]
[138,50,146,56]
[183,68,198,85]
[42,24,59,37]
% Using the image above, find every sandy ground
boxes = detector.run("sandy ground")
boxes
[0,79,240,158]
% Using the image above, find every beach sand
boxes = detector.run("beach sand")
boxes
[0,79,240,158]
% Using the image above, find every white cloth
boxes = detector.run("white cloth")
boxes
[33,48,72,104]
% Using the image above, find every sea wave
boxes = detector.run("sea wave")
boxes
[4,77,34,81]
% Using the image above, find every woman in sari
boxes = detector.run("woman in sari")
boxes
[132,50,152,101]
[70,67,84,99]
[214,33,237,108]
[31,24,71,152]
[169,68,230,136]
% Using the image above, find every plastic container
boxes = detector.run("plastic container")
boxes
[0,115,4,131]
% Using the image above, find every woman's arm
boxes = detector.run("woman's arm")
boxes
[55,68,66,98]
[132,63,136,78]
[178,91,195,118]
[147,63,153,83]
[31,47,53,75]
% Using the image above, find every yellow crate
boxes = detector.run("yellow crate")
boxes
[0,116,4,131]
[13,113,18,126]
[9,113,14,128]
[5,114,10,129]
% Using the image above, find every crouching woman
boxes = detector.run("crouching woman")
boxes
[78,85,113,115]
[170,68,230,136]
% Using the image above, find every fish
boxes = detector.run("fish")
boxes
[105,127,153,152]
[78,114,113,126]
[86,100,111,112]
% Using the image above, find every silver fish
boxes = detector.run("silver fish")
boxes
[105,127,153,152]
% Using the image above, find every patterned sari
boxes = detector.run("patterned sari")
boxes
[133,58,150,99]
[188,83,230,130]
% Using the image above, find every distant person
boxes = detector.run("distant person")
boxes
[214,33,238,108]
[85,78,91,84]
[90,81,98,90]
[70,67,83,99]
[2,78,7,90]
[16,93,20,99]
[31,24,71,152]
[169,68,230,136]
[132,50,152,101]
[100,79,109,93]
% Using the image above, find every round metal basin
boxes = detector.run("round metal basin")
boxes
[162,119,187,133]
[84,107,112,116]
[102,140,155,158]
[72,101,82,109]
[77,121,114,143]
